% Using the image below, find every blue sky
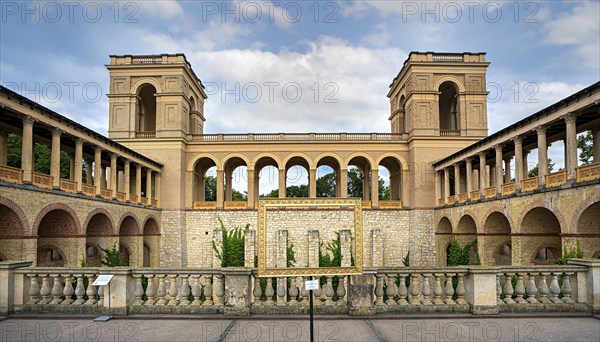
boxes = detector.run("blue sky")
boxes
[1,0,599,193]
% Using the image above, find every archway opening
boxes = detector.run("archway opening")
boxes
[521,207,561,264]
[457,215,477,235]
[439,81,459,131]
[137,84,157,132]
[36,208,77,267]
[224,157,248,202]
[85,212,113,267]
[193,157,217,202]
[316,157,340,198]
[143,217,160,268]
[119,242,130,266]
[285,157,309,198]
[494,243,512,265]
[347,156,371,200]
[255,157,279,198]
[379,157,402,201]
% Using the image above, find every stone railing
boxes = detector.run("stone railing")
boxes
[82,183,95,196]
[59,178,77,193]
[469,190,480,201]
[440,130,460,137]
[521,176,539,192]
[100,188,112,200]
[576,162,600,182]
[484,186,496,199]
[379,200,403,209]
[32,172,53,189]
[130,194,138,203]
[432,54,464,62]
[151,199,158,207]
[190,133,403,142]
[0,165,23,184]
[194,201,217,209]
[446,196,455,205]
[116,192,127,202]
[437,198,444,206]
[501,182,516,196]
[2,260,599,316]
[457,193,467,203]
[545,170,567,188]
[362,200,372,209]
[224,201,247,209]
[135,131,156,139]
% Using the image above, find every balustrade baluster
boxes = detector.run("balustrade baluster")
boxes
[167,275,179,305]
[537,273,550,304]
[496,274,503,305]
[398,275,409,305]
[84,275,96,305]
[190,275,201,306]
[312,279,322,306]
[549,273,563,304]
[385,274,398,305]
[455,273,467,305]
[288,277,299,306]
[300,277,309,307]
[374,274,384,306]
[325,276,335,306]
[156,275,167,305]
[277,277,287,306]
[145,275,156,306]
[422,274,433,305]
[433,274,444,305]
[73,274,85,305]
[50,274,63,305]
[514,274,527,304]
[503,273,515,304]
[265,278,274,306]
[409,274,421,305]
[133,275,144,305]
[179,275,191,306]
[61,274,74,305]
[526,273,539,304]
[203,275,214,306]
[252,275,262,307]
[27,274,40,304]
[561,273,574,303]
[444,274,455,305]
[214,275,225,306]
[337,276,346,306]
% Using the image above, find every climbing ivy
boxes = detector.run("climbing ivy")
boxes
[212,217,247,267]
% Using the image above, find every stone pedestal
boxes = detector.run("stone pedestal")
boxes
[0,261,32,315]
[465,267,499,315]
[569,259,600,313]
[348,273,375,315]
[223,269,251,316]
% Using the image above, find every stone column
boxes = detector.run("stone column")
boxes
[340,168,348,198]
[278,168,286,198]
[110,154,118,198]
[198,172,206,202]
[74,138,83,192]
[244,230,256,267]
[146,169,152,205]
[513,136,523,189]
[362,166,370,200]
[523,150,529,179]
[479,152,486,196]
[135,164,142,203]
[564,112,578,181]
[309,168,317,198]
[69,155,75,181]
[0,128,7,166]
[155,173,161,207]
[247,168,255,209]
[85,158,93,185]
[504,158,511,183]
[21,116,35,183]
[371,168,379,208]
[435,170,441,202]
[216,169,224,208]
[93,147,102,195]
[593,126,600,163]
[494,144,503,194]
[124,159,131,200]
[308,230,319,268]
[466,158,472,195]
[225,169,233,202]
[535,126,548,186]
[454,163,461,198]
[444,167,450,203]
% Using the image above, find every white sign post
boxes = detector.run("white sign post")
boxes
[304,278,322,342]
[93,275,114,322]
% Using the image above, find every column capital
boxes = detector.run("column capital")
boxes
[493,144,503,153]
[562,112,578,124]
[478,151,487,158]
[123,159,131,166]
[533,125,547,135]
[22,115,36,126]
[50,127,63,137]
[465,157,472,164]
[93,146,102,154]
[110,153,117,161]
[453,162,460,169]
[512,135,523,145]
[74,137,85,146]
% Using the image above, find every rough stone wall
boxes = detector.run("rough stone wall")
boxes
[409,209,436,266]
[159,211,186,268]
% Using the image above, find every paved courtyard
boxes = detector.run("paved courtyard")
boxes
[1,315,598,342]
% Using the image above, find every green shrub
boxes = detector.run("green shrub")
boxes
[101,244,121,267]
[212,217,247,267]
[554,242,583,265]
[447,236,479,266]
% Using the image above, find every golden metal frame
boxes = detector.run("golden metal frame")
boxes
[257,198,363,277]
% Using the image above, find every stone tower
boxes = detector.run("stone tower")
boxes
[387,52,490,207]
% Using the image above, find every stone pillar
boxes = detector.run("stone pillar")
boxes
[110,154,118,198]
[593,126,600,163]
[370,168,379,208]
[21,116,35,183]
[513,136,523,189]
[454,163,461,198]
[523,150,529,179]
[155,173,161,207]
[568,259,600,313]
[535,126,548,186]
[216,169,224,208]
[278,168,286,198]
[466,158,472,195]
[85,158,93,185]
[504,158,511,183]
[479,152,486,196]
[74,138,83,193]
[225,169,233,202]
[564,112,578,181]
[50,129,62,188]
[444,167,450,203]
[308,230,319,268]
[371,229,383,267]
[494,144,503,194]
[244,230,256,267]
[101,165,108,188]
[340,169,348,198]
[0,261,33,315]
[362,167,370,200]
[124,159,130,200]
[146,169,152,205]
[247,169,255,209]
[0,128,7,166]
[340,229,352,267]
[135,164,142,203]
[435,170,441,202]
[276,230,288,268]
[69,156,75,180]
[94,147,102,195]
[309,168,317,198]
[465,268,499,315]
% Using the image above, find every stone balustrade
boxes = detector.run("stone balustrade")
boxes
[545,170,567,188]
[521,177,539,192]
[59,178,77,193]
[0,165,23,184]
[379,200,403,209]
[469,190,480,201]
[2,260,599,316]
[484,186,496,199]
[193,201,217,209]
[190,133,403,142]
[100,188,112,199]
[576,162,600,182]
[501,182,516,196]
[32,172,53,189]
[457,193,467,203]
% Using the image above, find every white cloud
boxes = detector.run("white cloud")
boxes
[541,2,600,69]
[135,0,184,20]
[361,23,391,48]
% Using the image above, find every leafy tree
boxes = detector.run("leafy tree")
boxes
[577,131,593,164]
[528,159,555,178]
[203,175,247,201]
[347,168,364,198]
[316,172,336,197]
[101,244,121,267]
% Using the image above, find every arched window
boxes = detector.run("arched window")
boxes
[137,84,157,132]
[189,97,196,134]
[438,81,459,131]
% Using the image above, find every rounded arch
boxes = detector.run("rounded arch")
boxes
[33,203,81,237]
[131,78,162,95]
[437,216,452,234]
[479,206,516,234]
[483,211,511,234]
[188,154,219,172]
[143,215,160,235]
[518,200,567,234]
[119,215,141,236]
[119,242,130,266]
[189,96,197,111]
[254,153,283,169]
[135,83,158,132]
[577,201,600,234]
[0,196,29,238]
[438,81,460,131]
[36,244,66,267]
[531,243,562,265]
[434,76,466,93]
[492,242,512,266]
[375,153,409,171]
[83,208,116,236]
[345,153,375,170]
[118,212,142,234]
[520,207,561,234]
[456,215,477,234]
[571,191,600,233]
[220,154,250,171]
[314,153,343,170]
